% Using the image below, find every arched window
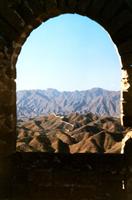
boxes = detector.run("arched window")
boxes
[16,14,122,153]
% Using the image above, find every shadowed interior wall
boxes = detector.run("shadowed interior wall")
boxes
[0,0,132,199]
[0,0,132,155]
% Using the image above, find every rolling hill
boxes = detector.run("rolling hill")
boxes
[17,112,123,153]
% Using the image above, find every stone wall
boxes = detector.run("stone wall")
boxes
[11,153,127,200]
[0,0,132,199]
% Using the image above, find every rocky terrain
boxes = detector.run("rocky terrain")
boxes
[17,112,124,153]
[17,88,120,119]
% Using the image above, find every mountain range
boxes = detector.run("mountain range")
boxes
[17,112,123,153]
[17,88,120,119]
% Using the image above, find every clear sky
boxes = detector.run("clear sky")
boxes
[16,14,122,91]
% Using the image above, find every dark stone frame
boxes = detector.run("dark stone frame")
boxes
[0,0,132,199]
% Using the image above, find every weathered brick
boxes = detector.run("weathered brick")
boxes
[108,10,132,36]
[77,0,92,14]
[118,39,132,54]
[0,1,131,199]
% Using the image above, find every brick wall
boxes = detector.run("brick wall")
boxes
[0,0,132,199]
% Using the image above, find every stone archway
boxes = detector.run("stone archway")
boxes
[0,0,132,198]
[1,0,130,155]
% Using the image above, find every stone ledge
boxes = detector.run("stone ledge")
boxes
[9,153,128,200]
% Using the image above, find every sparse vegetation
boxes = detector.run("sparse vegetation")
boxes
[17,112,124,153]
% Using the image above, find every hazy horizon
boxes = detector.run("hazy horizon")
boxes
[17,87,120,92]
[16,14,122,91]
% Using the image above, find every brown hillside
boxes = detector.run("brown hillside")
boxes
[17,113,124,153]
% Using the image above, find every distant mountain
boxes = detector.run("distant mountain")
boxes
[17,113,123,153]
[17,88,120,119]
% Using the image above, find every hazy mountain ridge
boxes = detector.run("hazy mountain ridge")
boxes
[17,88,120,119]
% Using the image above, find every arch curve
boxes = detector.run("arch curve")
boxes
[0,0,132,155]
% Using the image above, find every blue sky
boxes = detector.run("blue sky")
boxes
[16,14,122,91]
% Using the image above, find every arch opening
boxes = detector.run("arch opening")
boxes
[1,2,132,198]
[15,14,123,153]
